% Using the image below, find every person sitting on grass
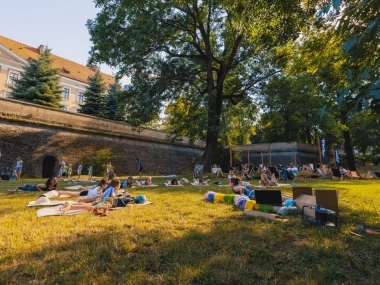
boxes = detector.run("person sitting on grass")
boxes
[136,177,153,186]
[260,173,278,187]
[1,166,11,180]
[227,169,236,185]
[15,176,58,192]
[212,164,225,178]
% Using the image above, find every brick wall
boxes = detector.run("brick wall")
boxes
[0,98,204,177]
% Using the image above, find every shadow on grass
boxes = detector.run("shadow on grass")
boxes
[0,208,379,284]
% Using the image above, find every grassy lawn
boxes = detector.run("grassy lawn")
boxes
[0,175,379,284]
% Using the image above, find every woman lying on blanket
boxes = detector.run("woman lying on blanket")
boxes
[16,176,57,192]
[60,179,109,203]
[136,177,153,186]
[229,177,254,196]
[58,192,146,216]
[193,178,209,186]
[260,173,278,187]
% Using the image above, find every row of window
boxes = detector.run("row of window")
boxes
[6,72,85,102]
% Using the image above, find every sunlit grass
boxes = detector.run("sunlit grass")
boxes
[0,175,380,284]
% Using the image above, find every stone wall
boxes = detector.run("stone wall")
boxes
[0,98,204,177]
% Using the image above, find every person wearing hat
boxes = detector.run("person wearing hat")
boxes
[15,157,23,181]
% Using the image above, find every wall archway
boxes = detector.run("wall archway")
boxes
[42,155,58,178]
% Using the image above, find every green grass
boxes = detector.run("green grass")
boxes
[1,176,380,284]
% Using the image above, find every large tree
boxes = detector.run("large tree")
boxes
[87,0,317,168]
[11,48,62,108]
[79,70,107,118]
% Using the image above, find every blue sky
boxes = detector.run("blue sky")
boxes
[0,0,130,84]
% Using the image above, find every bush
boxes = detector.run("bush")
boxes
[85,149,114,176]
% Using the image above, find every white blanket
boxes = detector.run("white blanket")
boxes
[36,205,89,217]
[28,200,70,207]
[164,183,183,186]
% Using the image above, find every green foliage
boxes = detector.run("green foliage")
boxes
[85,149,114,176]
[1,177,380,284]
[79,70,107,118]
[319,0,380,114]
[87,0,319,167]
[10,48,62,108]
[104,82,125,121]
[256,75,334,144]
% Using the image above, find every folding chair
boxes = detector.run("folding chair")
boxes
[268,166,283,181]
[331,168,343,180]
[315,168,331,179]
[373,171,380,179]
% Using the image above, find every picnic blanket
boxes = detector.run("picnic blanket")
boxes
[37,200,153,217]
[191,183,209,186]
[137,184,159,187]
[255,183,290,188]
[164,183,183,186]
[64,185,90,190]
[36,205,89,217]
[28,200,71,207]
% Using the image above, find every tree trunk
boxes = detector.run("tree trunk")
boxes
[339,110,356,171]
[343,130,356,171]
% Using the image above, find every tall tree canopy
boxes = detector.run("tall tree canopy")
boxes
[87,0,317,168]
[79,70,107,118]
[11,48,62,108]
[318,0,380,115]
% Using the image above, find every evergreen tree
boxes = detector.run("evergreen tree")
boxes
[104,82,125,121]
[79,70,107,118]
[11,48,62,108]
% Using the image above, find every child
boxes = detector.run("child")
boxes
[87,165,93,182]
[227,169,236,185]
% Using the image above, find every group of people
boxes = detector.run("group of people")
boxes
[0,157,23,181]
[14,169,147,215]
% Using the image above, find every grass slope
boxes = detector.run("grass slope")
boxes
[0,176,379,284]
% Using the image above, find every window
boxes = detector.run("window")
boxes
[62,88,70,99]
[77,91,84,102]
[61,106,68,111]
[7,72,19,85]
[4,92,12,98]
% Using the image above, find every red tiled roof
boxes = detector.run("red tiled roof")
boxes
[0,35,114,86]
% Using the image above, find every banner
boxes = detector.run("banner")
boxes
[319,136,328,165]
[334,148,341,167]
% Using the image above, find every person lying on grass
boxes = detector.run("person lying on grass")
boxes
[136,177,153,186]
[193,178,209,186]
[122,176,134,189]
[15,176,57,192]
[58,179,108,203]
[229,177,254,196]
[58,193,146,216]
[166,178,181,185]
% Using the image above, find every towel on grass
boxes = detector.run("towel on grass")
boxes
[164,183,183,186]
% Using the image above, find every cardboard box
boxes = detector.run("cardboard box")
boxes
[294,194,316,218]
[292,187,313,199]
[244,209,288,222]
[314,189,339,216]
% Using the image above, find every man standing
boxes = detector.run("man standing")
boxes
[15,157,23,181]
[136,158,143,178]
[77,162,83,180]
